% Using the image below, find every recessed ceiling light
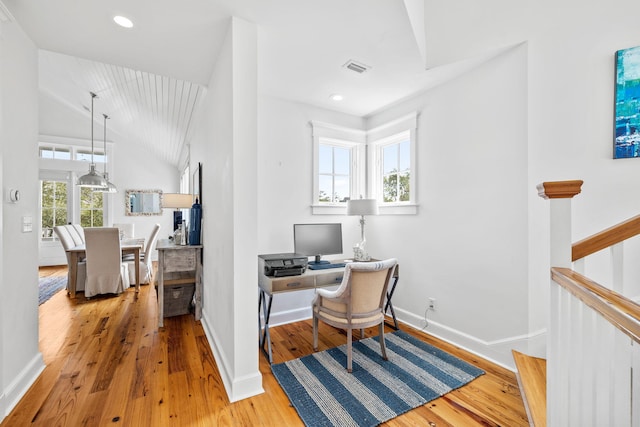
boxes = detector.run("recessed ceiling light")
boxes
[330,94,344,101]
[113,15,133,28]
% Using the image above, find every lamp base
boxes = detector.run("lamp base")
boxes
[353,242,371,262]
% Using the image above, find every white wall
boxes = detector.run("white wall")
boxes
[257,96,365,323]
[189,17,262,402]
[0,16,44,419]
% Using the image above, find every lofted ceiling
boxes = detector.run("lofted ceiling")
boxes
[2,0,442,167]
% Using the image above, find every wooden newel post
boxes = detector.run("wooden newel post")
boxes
[537,179,583,427]
[537,180,583,268]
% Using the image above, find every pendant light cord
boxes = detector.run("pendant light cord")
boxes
[90,92,97,166]
[103,113,109,173]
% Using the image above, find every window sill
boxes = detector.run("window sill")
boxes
[379,204,419,215]
[311,204,347,215]
[311,203,419,215]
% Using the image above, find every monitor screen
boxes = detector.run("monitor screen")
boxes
[293,223,343,265]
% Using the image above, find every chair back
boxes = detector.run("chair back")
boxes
[84,227,126,297]
[143,224,161,263]
[67,224,85,246]
[71,224,85,243]
[53,225,76,252]
[346,259,397,316]
[114,223,135,240]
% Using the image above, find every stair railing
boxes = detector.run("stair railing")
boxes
[539,180,640,427]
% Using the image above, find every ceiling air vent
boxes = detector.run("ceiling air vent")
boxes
[343,60,371,74]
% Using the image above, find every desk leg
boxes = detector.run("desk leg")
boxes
[384,276,399,330]
[258,290,274,364]
[69,252,78,299]
[158,251,164,328]
[134,248,141,294]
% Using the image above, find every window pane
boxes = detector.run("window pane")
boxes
[76,151,93,162]
[383,174,398,202]
[80,210,92,227]
[318,175,333,202]
[55,148,71,160]
[42,181,54,207]
[55,182,67,205]
[383,145,398,175]
[334,176,350,202]
[40,147,55,159]
[399,172,410,202]
[42,208,53,229]
[333,147,350,175]
[54,209,67,226]
[399,140,410,173]
[93,152,106,163]
[319,145,332,174]
[93,211,104,227]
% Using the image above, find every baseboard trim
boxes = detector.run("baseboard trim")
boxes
[1,352,45,420]
[395,307,546,371]
[200,309,264,402]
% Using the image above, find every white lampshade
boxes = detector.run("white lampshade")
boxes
[346,198,379,216]
[162,193,193,209]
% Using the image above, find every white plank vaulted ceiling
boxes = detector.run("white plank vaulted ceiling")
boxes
[40,50,205,166]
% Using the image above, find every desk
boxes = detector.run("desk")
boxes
[156,240,202,328]
[258,260,399,363]
[67,240,142,298]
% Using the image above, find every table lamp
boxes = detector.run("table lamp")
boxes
[346,197,379,261]
[163,193,193,231]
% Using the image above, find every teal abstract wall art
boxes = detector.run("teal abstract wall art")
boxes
[615,45,640,158]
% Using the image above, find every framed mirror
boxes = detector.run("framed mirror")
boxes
[125,189,163,216]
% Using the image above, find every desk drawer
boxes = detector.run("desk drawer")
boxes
[268,275,314,293]
[315,271,344,287]
[163,250,197,272]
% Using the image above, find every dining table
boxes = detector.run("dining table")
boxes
[67,238,144,298]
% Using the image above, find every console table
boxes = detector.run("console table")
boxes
[156,240,203,327]
[258,260,399,363]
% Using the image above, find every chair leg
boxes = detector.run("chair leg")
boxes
[312,314,318,351]
[379,322,388,361]
[347,328,353,373]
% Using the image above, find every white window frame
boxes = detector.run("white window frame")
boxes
[311,121,366,215]
[367,112,418,215]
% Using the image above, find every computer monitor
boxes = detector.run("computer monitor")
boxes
[293,223,343,265]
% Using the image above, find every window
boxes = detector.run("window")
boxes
[80,187,104,227]
[318,143,351,203]
[311,121,366,213]
[368,112,418,214]
[77,149,105,163]
[380,133,411,203]
[40,146,71,160]
[41,180,68,240]
[311,113,417,215]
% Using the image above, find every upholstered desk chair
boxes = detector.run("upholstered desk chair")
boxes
[312,258,398,373]
[124,223,160,285]
[84,227,130,298]
[53,225,87,292]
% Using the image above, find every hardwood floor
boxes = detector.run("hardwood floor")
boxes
[2,266,528,426]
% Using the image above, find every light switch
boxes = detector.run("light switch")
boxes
[22,216,32,233]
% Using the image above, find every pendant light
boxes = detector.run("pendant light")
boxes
[95,113,117,193]
[77,92,107,188]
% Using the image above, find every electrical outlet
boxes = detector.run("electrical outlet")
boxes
[428,297,436,310]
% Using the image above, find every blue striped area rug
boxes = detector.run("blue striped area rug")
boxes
[39,276,67,305]
[272,330,484,427]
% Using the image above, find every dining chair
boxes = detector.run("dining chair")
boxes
[84,227,130,298]
[312,258,398,373]
[124,223,160,285]
[67,224,85,246]
[53,225,87,292]
[71,224,85,243]
[113,223,135,240]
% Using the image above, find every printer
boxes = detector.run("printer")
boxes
[259,253,308,277]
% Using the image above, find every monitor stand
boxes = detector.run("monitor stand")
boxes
[307,255,330,266]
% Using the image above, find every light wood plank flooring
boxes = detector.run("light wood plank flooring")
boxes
[2,266,528,426]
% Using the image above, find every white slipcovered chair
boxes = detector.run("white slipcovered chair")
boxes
[84,227,130,298]
[113,223,135,240]
[124,223,160,285]
[53,225,87,292]
[312,258,398,373]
